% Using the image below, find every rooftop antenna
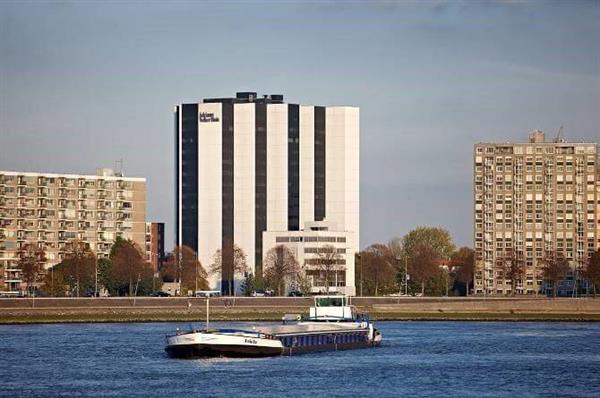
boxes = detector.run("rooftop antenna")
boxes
[116,158,124,177]
[554,126,564,143]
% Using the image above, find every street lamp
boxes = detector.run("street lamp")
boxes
[94,254,98,297]
[195,251,198,295]
[355,253,362,297]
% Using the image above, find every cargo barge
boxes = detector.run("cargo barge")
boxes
[165,296,382,358]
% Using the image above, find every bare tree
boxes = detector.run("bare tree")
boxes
[162,245,208,293]
[263,245,300,296]
[500,249,525,296]
[209,243,249,295]
[583,249,600,297]
[313,245,344,295]
[17,243,47,296]
[542,252,570,298]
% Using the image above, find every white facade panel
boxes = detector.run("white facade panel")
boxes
[197,102,223,289]
[299,106,315,227]
[233,103,256,274]
[266,104,288,232]
[325,107,347,230]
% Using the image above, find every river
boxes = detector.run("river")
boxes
[1,321,599,397]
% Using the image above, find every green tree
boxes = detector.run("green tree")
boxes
[97,257,116,294]
[296,271,313,296]
[401,227,455,260]
[263,245,300,296]
[241,273,264,296]
[17,244,47,296]
[399,227,456,296]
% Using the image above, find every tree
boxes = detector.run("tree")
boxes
[17,244,47,296]
[398,227,456,296]
[401,227,455,261]
[240,273,264,296]
[584,250,600,296]
[39,264,68,297]
[296,271,313,296]
[360,244,397,296]
[407,242,440,296]
[162,246,208,295]
[60,241,96,297]
[109,237,154,296]
[97,257,115,293]
[209,243,249,295]
[313,245,344,295]
[503,249,525,296]
[542,252,570,298]
[451,247,475,296]
[263,245,300,296]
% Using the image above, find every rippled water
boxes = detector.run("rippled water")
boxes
[1,321,599,397]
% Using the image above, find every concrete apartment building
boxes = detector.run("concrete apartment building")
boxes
[0,168,146,294]
[473,131,599,295]
[175,92,359,295]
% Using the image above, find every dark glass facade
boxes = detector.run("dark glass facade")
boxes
[314,106,326,221]
[179,104,198,253]
[221,103,235,295]
[254,103,267,277]
[287,104,300,230]
[174,107,179,249]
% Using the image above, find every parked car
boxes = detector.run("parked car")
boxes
[152,291,172,297]
[251,289,274,297]
[195,290,221,298]
[288,290,304,297]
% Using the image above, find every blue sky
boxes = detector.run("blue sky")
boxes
[1,0,599,250]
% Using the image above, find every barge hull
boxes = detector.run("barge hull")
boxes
[282,341,378,356]
[165,343,282,359]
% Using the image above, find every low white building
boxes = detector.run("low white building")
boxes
[262,221,356,296]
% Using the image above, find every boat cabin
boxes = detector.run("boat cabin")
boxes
[309,295,355,321]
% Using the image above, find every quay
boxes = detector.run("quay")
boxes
[1,297,600,324]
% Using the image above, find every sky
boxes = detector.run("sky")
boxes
[1,0,599,251]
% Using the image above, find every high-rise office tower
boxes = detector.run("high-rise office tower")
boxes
[175,92,359,295]
[473,131,599,295]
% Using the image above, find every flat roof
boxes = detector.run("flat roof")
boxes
[0,170,145,182]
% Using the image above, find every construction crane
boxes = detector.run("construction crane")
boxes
[554,126,564,143]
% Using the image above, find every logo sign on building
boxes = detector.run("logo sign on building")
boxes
[199,113,220,123]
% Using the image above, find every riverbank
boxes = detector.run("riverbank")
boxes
[1,297,599,324]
